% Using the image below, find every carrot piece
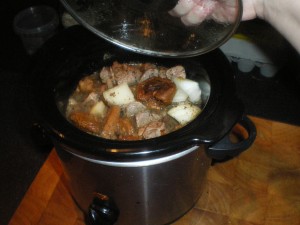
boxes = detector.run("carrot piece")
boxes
[69,112,100,134]
[101,105,121,139]
[118,117,135,136]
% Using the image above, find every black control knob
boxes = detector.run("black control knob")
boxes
[87,193,119,225]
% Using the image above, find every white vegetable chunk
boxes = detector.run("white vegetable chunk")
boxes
[103,83,135,105]
[168,102,201,125]
[172,88,189,103]
[90,101,107,118]
[173,77,201,103]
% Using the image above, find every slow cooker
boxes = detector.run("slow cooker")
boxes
[29,25,256,225]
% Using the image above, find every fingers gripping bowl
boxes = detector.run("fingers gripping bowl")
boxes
[30,28,255,225]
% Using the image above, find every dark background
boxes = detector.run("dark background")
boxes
[0,1,299,225]
[0,1,60,225]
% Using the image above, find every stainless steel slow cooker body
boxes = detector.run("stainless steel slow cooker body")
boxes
[55,143,211,225]
[30,26,256,225]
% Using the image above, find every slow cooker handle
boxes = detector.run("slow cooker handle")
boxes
[206,115,256,162]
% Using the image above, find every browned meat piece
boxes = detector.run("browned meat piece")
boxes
[106,78,114,89]
[94,84,108,95]
[145,99,164,110]
[78,74,107,93]
[141,63,157,71]
[99,66,112,83]
[77,92,105,113]
[78,76,95,92]
[158,67,168,79]
[136,77,176,105]
[99,67,115,88]
[166,65,186,79]
[140,68,159,82]
[139,121,166,139]
[112,61,142,85]
[69,112,100,134]
[155,84,177,104]
[135,111,162,128]
[124,101,147,117]
[163,115,182,133]
[101,105,121,139]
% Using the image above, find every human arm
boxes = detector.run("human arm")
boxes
[169,0,300,53]
[242,0,300,52]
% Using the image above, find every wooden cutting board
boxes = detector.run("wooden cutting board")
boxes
[9,116,300,225]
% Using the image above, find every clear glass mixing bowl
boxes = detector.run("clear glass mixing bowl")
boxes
[60,0,242,57]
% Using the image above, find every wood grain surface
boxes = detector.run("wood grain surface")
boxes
[9,117,300,225]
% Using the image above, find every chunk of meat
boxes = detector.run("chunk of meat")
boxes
[158,67,168,79]
[74,92,102,113]
[78,76,95,92]
[139,121,166,139]
[99,67,112,83]
[69,112,100,134]
[136,77,176,105]
[106,78,114,89]
[135,111,162,128]
[95,83,108,94]
[145,98,164,110]
[124,101,147,117]
[99,67,116,88]
[163,115,182,133]
[141,63,157,71]
[112,61,142,85]
[100,62,143,86]
[166,65,186,79]
[101,105,121,139]
[140,68,159,82]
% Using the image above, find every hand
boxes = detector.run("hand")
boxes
[241,0,260,20]
[170,0,300,52]
[169,0,243,26]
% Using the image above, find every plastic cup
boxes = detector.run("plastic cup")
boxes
[13,5,59,55]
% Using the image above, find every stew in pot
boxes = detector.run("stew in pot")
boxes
[65,61,203,140]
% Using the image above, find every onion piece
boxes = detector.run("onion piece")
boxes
[172,88,189,103]
[90,101,107,118]
[103,83,135,105]
[167,102,201,125]
[173,77,201,103]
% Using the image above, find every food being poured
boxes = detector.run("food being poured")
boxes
[66,61,203,140]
